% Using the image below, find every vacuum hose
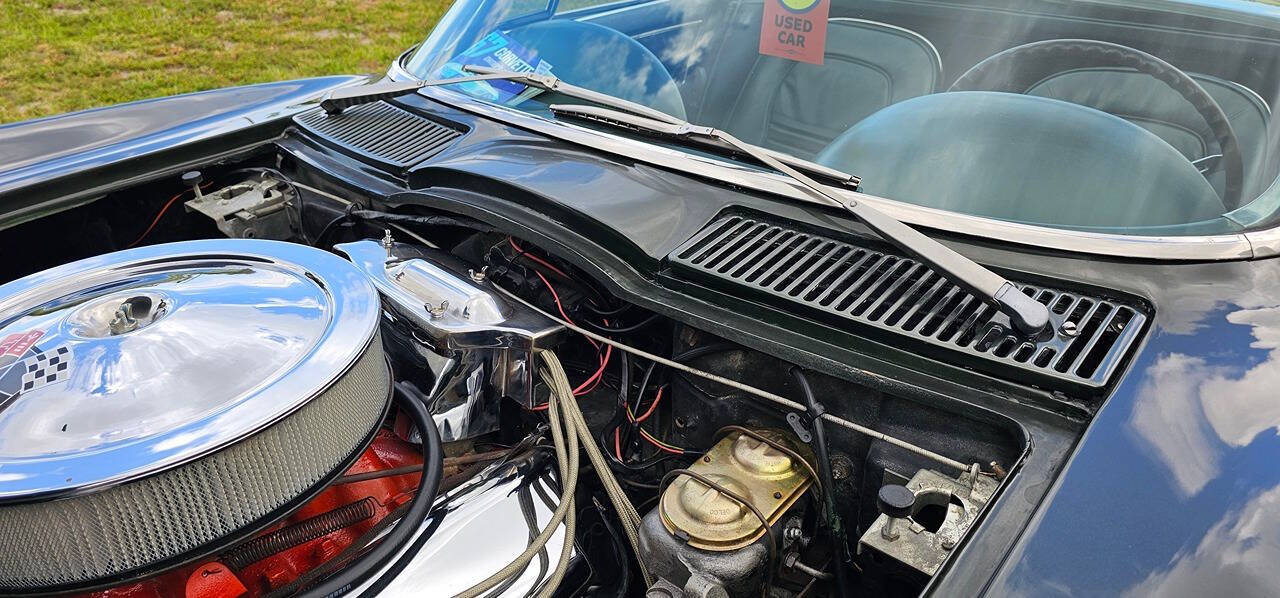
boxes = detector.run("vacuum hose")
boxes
[298,379,445,598]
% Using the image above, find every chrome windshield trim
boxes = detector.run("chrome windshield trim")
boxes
[387,60,1260,261]
[1245,227,1280,257]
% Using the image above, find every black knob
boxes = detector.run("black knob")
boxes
[877,484,915,519]
[181,171,203,187]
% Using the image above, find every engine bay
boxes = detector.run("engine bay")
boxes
[0,165,1037,598]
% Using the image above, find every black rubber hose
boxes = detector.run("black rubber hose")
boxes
[592,497,631,598]
[600,354,644,471]
[597,356,680,485]
[622,360,658,455]
[298,380,444,598]
[313,205,357,248]
[671,342,741,363]
[603,354,634,458]
[348,209,500,233]
[790,367,853,598]
[580,300,633,317]
[579,312,663,335]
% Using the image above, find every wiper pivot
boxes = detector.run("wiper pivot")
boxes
[320,72,525,115]
[549,103,1050,337]
[320,65,684,127]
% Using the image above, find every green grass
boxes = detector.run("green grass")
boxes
[0,0,455,124]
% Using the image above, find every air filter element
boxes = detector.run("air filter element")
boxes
[0,240,388,593]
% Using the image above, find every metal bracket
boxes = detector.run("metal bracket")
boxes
[184,176,295,240]
[785,412,812,443]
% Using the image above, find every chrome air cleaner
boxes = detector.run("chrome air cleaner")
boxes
[0,240,388,592]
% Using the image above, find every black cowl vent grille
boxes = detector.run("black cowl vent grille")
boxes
[669,216,1148,389]
[294,102,463,171]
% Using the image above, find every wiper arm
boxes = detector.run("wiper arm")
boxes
[320,65,684,126]
[547,104,860,189]
[550,103,1050,336]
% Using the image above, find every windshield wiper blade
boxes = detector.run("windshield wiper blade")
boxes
[547,104,860,188]
[320,65,685,127]
[549,103,1050,336]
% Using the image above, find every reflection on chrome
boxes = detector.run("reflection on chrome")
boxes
[0,240,380,499]
[355,453,569,597]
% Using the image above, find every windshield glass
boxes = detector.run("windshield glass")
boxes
[406,0,1280,236]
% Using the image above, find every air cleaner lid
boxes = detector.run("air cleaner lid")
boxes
[0,240,381,502]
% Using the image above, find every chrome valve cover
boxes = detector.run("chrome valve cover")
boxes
[338,238,563,441]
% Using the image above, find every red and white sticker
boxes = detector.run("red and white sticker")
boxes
[0,331,42,358]
[759,0,831,65]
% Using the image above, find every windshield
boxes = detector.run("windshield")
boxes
[406,0,1280,236]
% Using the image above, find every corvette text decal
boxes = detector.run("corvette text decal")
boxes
[759,0,831,65]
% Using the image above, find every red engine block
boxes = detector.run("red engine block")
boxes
[83,430,424,598]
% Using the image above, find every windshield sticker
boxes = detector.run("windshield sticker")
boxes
[759,0,830,65]
[438,31,554,105]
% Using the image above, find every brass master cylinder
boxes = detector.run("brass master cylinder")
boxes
[659,428,814,551]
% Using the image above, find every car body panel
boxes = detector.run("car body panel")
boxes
[982,257,1280,597]
[0,75,367,230]
[0,43,1277,596]
[281,93,1280,596]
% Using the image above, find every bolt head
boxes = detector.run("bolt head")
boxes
[881,517,900,541]
[830,455,853,480]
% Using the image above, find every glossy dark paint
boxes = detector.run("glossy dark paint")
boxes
[2,74,1277,596]
[283,92,1280,596]
[981,257,1280,597]
[0,75,366,230]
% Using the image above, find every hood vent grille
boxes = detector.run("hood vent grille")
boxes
[294,101,463,171]
[669,216,1148,390]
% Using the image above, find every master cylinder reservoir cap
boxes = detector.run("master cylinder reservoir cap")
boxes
[661,429,814,551]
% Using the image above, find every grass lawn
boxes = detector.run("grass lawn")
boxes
[0,0,456,124]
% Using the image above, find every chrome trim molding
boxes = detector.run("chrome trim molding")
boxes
[1246,228,1280,257]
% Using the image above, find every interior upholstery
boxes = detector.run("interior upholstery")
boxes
[1027,67,1273,198]
[710,15,942,160]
